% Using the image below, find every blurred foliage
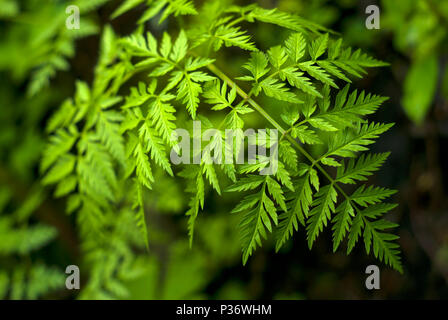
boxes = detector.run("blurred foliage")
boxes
[0,0,447,300]
[382,0,448,125]
[0,0,109,96]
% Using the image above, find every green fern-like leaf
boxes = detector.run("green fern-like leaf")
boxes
[38,3,403,274]
[306,184,338,249]
[276,173,312,251]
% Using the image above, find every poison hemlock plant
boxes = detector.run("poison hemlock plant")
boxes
[41,0,403,277]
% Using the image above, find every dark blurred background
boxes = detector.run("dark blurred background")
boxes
[0,0,447,299]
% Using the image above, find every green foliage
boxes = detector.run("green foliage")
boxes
[0,0,110,96]
[0,14,75,296]
[0,2,393,299]
[121,29,215,119]
[113,0,198,23]
[382,0,448,125]
[36,0,402,274]
[0,187,65,299]
[227,170,291,264]
[402,55,438,125]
